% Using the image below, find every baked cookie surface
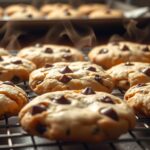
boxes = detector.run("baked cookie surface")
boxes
[29,61,114,94]
[0,81,28,117]
[125,83,150,116]
[0,56,36,81]
[19,88,135,142]
[17,44,84,68]
[89,42,150,69]
[0,48,11,56]
[107,62,150,90]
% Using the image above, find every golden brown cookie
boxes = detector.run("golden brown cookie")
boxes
[19,88,135,142]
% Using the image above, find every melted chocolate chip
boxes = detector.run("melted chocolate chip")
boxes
[11,60,22,64]
[100,108,119,121]
[82,87,95,95]
[3,81,15,86]
[101,96,115,104]
[44,64,53,68]
[60,66,73,74]
[36,124,47,134]
[136,83,146,87]
[27,14,33,18]
[121,45,130,51]
[66,128,71,136]
[95,75,103,84]
[59,75,72,83]
[98,48,108,54]
[87,66,96,72]
[125,62,134,66]
[63,54,72,60]
[92,126,101,135]
[106,9,111,14]
[142,68,150,76]
[44,47,53,53]
[53,95,71,104]
[64,10,71,16]
[142,46,150,52]
[11,76,21,83]
[61,49,71,53]
[0,57,3,61]
[32,105,47,115]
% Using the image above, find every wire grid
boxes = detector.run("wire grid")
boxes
[0,81,149,150]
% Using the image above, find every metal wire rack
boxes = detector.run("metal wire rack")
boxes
[0,80,150,150]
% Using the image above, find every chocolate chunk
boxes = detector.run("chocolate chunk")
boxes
[0,57,3,61]
[142,68,150,76]
[11,60,22,64]
[61,49,71,53]
[100,108,119,121]
[11,76,21,83]
[59,75,72,83]
[36,124,47,134]
[125,62,134,66]
[32,105,47,115]
[82,87,95,95]
[44,64,53,68]
[121,45,130,51]
[60,66,73,74]
[142,46,150,52]
[44,47,53,54]
[87,66,96,72]
[106,9,111,14]
[101,96,115,104]
[63,54,72,60]
[53,95,71,104]
[136,83,146,87]
[3,81,15,86]
[66,128,71,136]
[64,10,71,16]
[95,75,103,84]
[92,126,101,135]
[98,48,108,54]
[27,14,33,18]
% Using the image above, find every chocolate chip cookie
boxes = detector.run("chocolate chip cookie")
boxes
[125,83,150,116]
[0,81,28,117]
[89,42,150,69]
[29,61,114,94]
[19,88,135,142]
[107,62,150,90]
[17,44,84,68]
[0,56,36,82]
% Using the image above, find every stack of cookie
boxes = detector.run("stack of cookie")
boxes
[1,3,123,20]
[89,41,150,117]
[4,43,135,143]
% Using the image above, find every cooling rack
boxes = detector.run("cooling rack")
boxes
[0,79,150,150]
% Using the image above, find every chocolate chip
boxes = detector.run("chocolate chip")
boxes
[0,57,3,61]
[101,96,115,104]
[53,95,71,104]
[121,45,130,51]
[92,126,101,135]
[106,9,111,14]
[59,75,72,83]
[64,10,71,16]
[36,124,47,134]
[125,62,134,66]
[100,108,119,121]
[11,76,21,83]
[44,47,53,54]
[3,81,15,86]
[82,87,95,95]
[27,14,33,18]
[66,128,71,136]
[142,68,150,76]
[44,64,53,68]
[35,43,42,48]
[60,66,73,74]
[11,60,22,64]
[31,105,47,115]
[87,66,96,72]
[95,75,103,84]
[61,49,71,53]
[98,48,108,54]
[63,54,72,60]
[136,83,146,87]
[142,46,150,52]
